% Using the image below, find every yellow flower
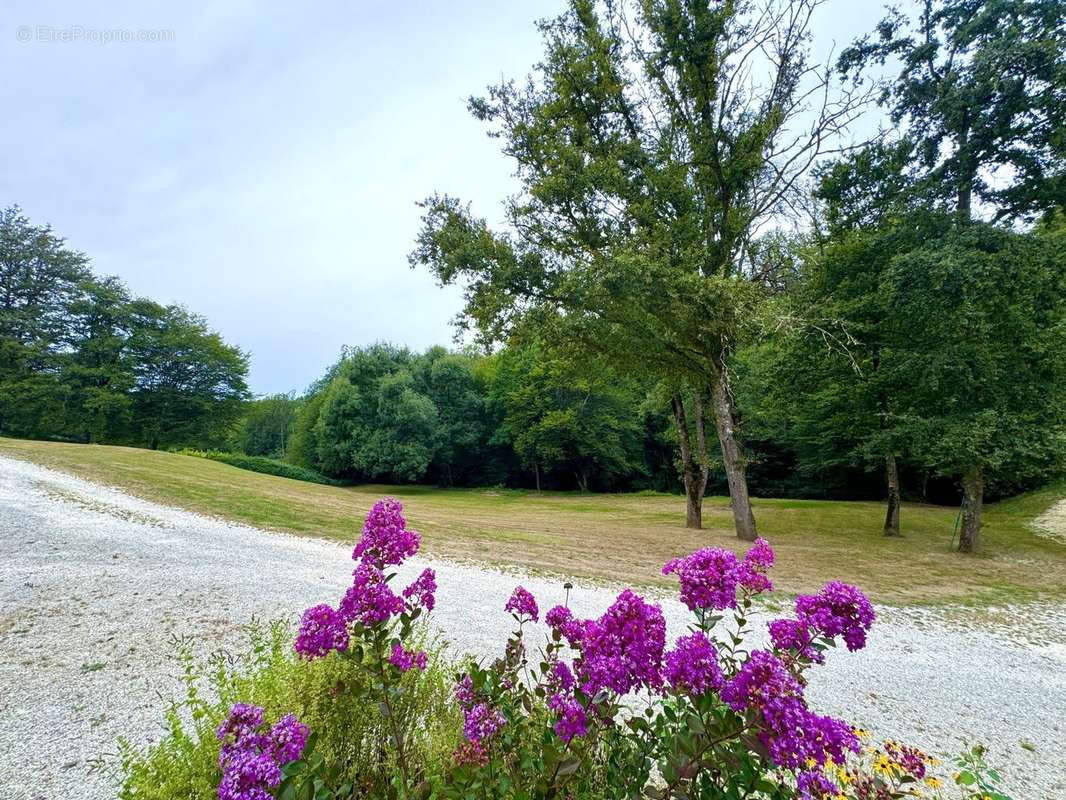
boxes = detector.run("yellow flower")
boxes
[924,777,942,789]
[873,754,895,775]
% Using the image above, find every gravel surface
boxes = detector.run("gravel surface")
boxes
[1,454,1064,800]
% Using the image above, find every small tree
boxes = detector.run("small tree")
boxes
[885,223,1066,551]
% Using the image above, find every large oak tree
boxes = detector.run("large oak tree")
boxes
[411,0,868,537]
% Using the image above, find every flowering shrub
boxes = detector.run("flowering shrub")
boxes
[208,499,1014,800]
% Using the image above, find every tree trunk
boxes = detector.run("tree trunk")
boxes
[956,109,973,223]
[671,394,707,529]
[883,451,901,536]
[709,365,757,541]
[533,462,541,493]
[958,466,983,553]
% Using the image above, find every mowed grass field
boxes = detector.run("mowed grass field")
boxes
[3,437,1065,606]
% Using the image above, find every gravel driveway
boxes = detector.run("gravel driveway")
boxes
[1,454,1064,800]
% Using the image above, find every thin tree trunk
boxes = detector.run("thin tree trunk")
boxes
[671,394,705,529]
[709,365,757,541]
[956,110,973,223]
[958,465,983,553]
[533,461,541,493]
[883,451,901,536]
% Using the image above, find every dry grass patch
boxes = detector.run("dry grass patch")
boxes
[3,437,1064,606]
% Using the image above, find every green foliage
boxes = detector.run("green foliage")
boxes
[834,0,1065,224]
[111,622,459,800]
[884,223,1066,492]
[0,205,249,450]
[489,341,645,491]
[179,450,343,486]
[232,395,299,458]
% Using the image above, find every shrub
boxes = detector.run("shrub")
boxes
[109,621,458,800]
[120,498,1016,800]
[178,450,345,486]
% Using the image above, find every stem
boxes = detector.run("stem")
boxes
[662,721,753,799]
[375,637,412,793]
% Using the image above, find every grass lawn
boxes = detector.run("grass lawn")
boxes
[3,437,1064,606]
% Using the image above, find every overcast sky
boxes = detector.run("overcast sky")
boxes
[2,0,883,394]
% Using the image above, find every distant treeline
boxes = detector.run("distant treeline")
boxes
[0,206,248,450]
[4,203,1063,506]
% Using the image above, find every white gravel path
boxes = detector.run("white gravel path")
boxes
[1,454,1064,800]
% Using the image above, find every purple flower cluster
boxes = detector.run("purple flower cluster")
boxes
[737,537,775,593]
[462,702,507,743]
[545,604,584,644]
[767,618,821,663]
[353,498,420,568]
[761,700,858,769]
[794,581,875,651]
[548,692,588,742]
[662,538,776,612]
[576,589,666,695]
[664,631,723,696]
[549,659,576,692]
[389,643,427,672]
[720,650,801,712]
[796,769,841,800]
[721,650,857,769]
[504,585,539,621]
[402,567,437,612]
[454,675,506,744]
[216,704,308,800]
[295,498,435,661]
[340,562,405,626]
[663,548,740,611]
[294,604,349,659]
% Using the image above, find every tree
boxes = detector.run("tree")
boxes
[234,394,299,457]
[125,301,249,450]
[411,0,869,537]
[885,222,1066,551]
[836,0,1065,224]
[749,219,957,535]
[488,341,644,491]
[419,348,486,486]
[60,276,135,443]
[0,206,93,437]
[309,345,441,482]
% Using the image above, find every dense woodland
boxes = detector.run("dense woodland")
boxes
[3,0,1064,552]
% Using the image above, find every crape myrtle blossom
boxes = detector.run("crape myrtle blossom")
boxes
[662,537,776,613]
[216,703,308,800]
[796,769,842,800]
[545,604,584,644]
[548,692,588,742]
[294,604,349,659]
[504,585,539,621]
[768,618,822,663]
[575,589,666,695]
[340,561,404,626]
[462,702,507,743]
[737,537,775,593]
[664,631,723,696]
[294,498,433,661]
[353,497,420,568]
[663,548,740,611]
[721,650,858,769]
[390,643,428,672]
[795,581,876,651]
[402,567,437,612]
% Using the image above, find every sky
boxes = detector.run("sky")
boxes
[1,0,885,395]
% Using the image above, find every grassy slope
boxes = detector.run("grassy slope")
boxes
[3,437,1064,606]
